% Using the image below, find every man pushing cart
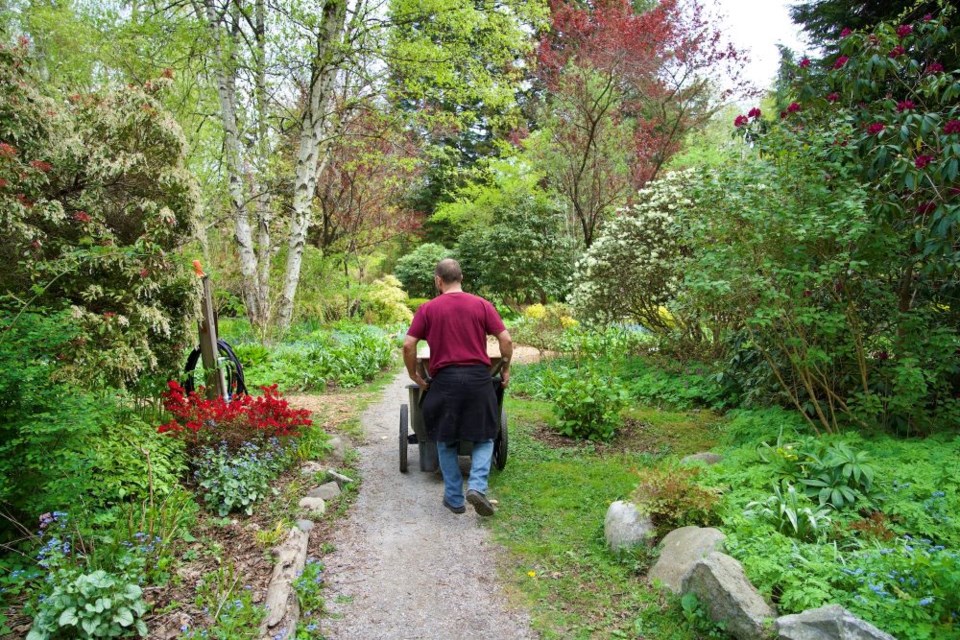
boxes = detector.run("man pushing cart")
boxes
[401,259,513,517]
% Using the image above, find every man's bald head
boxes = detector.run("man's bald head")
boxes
[435,258,463,284]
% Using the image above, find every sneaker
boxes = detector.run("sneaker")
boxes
[466,489,495,517]
[443,498,465,514]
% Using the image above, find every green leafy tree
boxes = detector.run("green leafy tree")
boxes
[393,243,452,298]
[789,0,939,47]
[387,0,548,217]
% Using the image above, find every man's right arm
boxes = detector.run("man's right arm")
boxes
[403,335,428,390]
[496,329,513,388]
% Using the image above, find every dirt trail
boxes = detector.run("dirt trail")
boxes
[322,371,538,640]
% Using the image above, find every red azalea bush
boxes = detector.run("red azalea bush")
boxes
[157,381,312,451]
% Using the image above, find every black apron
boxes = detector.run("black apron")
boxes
[421,365,498,443]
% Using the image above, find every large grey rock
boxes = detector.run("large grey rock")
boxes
[682,552,777,640]
[776,605,896,640]
[298,496,326,517]
[681,452,724,466]
[649,526,726,593]
[307,481,342,500]
[604,501,655,551]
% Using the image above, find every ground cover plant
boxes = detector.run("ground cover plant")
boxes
[231,322,397,392]
[496,360,960,639]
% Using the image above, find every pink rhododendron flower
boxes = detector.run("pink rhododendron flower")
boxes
[799,57,811,68]
[787,102,801,113]
[889,45,905,58]
[867,122,885,135]
[29,160,52,173]
[945,120,960,135]
[73,211,91,223]
[827,92,840,103]
[833,56,849,69]
[840,27,852,38]
[926,62,944,74]
[748,107,761,119]
[923,14,933,22]
[915,154,934,169]
[917,201,937,215]
[734,114,749,127]
[896,100,915,112]
[0,142,16,158]
[897,24,913,38]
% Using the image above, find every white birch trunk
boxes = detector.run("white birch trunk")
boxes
[275,0,349,330]
[198,0,265,327]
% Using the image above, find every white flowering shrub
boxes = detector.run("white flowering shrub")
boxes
[0,41,200,387]
[570,170,695,332]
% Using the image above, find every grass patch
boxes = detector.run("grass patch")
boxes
[489,396,721,638]
[623,407,723,457]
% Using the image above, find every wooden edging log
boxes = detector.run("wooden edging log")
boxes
[260,527,309,639]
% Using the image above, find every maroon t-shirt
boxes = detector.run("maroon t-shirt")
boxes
[407,292,506,377]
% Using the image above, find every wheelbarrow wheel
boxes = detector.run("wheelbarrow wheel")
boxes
[494,406,508,471]
[399,404,409,473]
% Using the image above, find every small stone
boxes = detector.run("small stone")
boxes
[298,496,326,516]
[308,481,342,500]
[604,500,655,551]
[300,461,324,476]
[680,452,724,466]
[327,470,354,486]
[296,519,315,532]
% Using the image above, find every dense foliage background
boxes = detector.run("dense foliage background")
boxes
[3,0,960,637]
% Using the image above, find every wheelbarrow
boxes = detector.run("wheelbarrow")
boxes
[399,356,508,473]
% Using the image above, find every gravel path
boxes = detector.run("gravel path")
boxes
[322,372,538,640]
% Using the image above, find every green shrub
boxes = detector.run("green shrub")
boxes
[242,323,394,391]
[27,569,148,639]
[1,42,200,389]
[393,243,451,298]
[616,357,737,410]
[632,465,721,534]
[757,435,877,511]
[193,441,288,516]
[510,303,576,354]
[544,363,628,441]
[0,311,187,533]
[356,275,413,325]
[405,297,429,312]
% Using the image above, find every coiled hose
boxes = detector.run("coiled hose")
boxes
[182,339,248,397]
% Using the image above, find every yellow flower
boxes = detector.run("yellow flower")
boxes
[523,304,546,320]
[527,570,536,578]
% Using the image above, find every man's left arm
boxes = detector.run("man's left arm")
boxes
[496,329,513,388]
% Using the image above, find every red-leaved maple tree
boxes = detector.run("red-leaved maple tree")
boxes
[535,0,747,246]
[312,102,423,275]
